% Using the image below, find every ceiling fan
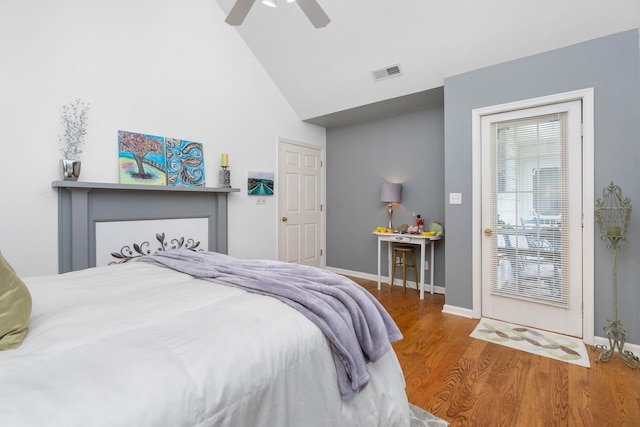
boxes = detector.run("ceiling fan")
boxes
[225,0,330,29]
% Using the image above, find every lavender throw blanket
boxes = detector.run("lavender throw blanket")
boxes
[140,250,402,400]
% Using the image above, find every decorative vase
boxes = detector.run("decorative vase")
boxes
[61,159,81,181]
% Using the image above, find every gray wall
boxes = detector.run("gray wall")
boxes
[326,107,445,286]
[444,29,640,342]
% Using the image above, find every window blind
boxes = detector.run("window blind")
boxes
[491,112,570,307]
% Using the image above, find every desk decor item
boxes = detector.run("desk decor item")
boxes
[429,221,444,236]
[218,153,231,188]
[380,182,402,230]
[415,214,425,233]
[373,226,392,233]
[59,99,90,181]
[593,182,639,369]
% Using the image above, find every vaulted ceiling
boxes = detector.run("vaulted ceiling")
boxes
[215,0,640,127]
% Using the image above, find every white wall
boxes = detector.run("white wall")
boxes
[0,0,325,276]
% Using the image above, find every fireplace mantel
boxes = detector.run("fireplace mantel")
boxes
[52,180,240,194]
[52,181,240,273]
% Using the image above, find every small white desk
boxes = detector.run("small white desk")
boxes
[374,232,441,299]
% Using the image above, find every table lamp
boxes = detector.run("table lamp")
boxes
[380,183,402,230]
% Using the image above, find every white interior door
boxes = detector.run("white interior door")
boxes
[278,140,323,267]
[481,100,583,337]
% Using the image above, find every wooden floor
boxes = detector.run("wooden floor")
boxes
[351,276,640,427]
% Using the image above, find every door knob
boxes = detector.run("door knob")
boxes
[282,217,288,222]
[484,228,493,236]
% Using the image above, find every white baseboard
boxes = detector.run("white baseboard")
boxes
[442,304,475,318]
[326,266,378,282]
[326,266,446,295]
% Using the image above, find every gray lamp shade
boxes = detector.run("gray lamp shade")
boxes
[380,183,402,203]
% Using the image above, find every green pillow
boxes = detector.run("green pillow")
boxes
[0,252,32,350]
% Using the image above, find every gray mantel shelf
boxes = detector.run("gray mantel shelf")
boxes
[53,180,238,273]
[52,180,240,193]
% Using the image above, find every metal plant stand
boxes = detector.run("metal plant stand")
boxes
[593,182,639,369]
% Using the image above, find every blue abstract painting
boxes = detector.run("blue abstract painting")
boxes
[165,138,205,187]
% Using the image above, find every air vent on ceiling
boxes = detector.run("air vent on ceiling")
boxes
[371,64,403,82]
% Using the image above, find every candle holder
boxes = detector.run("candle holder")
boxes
[593,182,639,369]
[218,166,231,188]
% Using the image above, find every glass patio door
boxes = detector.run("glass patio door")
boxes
[481,100,583,337]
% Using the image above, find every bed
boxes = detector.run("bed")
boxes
[0,251,412,426]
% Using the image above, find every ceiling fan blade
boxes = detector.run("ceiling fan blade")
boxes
[225,0,256,26]
[296,0,330,28]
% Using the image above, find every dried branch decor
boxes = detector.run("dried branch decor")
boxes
[59,99,90,160]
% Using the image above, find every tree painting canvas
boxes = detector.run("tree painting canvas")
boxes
[165,138,205,187]
[118,130,166,186]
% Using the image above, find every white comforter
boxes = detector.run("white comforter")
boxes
[0,262,410,427]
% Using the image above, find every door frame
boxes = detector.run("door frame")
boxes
[277,137,326,268]
[471,88,595,344]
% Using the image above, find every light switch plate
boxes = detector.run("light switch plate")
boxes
[449,193,462,204]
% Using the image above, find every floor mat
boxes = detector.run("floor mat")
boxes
[470,317,590,368]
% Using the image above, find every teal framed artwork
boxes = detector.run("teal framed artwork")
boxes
[248,171,274,195]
